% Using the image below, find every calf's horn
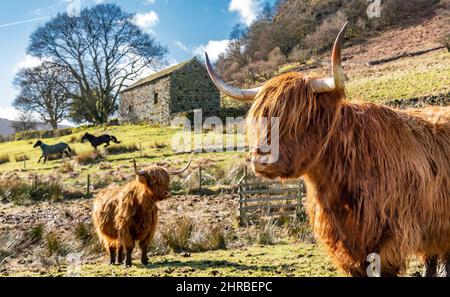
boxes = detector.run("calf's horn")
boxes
[168,158,193,176]
[133,159,138,175]
[205,52,261,101]
[310,21,349,93]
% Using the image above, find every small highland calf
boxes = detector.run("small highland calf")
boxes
[92,159,191,267]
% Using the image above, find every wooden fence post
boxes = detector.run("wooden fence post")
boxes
[139,143,143,158]
[86,174,91,197]
[198,165,202,191]
[238,183,244,226]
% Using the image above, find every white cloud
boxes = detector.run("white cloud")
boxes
[0,106,20,121]
[146,0,156,4]
[229,0,261,26]
[175,41,189,52]
[133,11,159,34]
[193,40,230,62]
[13,55,43,73]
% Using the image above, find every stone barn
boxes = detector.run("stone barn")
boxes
[119,58,221,126]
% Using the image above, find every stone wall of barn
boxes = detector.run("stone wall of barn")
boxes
[170,59,221,118]
[119,76,172,126]
[119,59,221,126]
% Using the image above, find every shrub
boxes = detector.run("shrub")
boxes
[68,135,80,144]
[154,142,167,149]
[304,11,348,53]
[0,155,10,165]
[105,144,138,155]
[258,221,278,245]
[13,127,75,141]
[162,217,195,253]
[379,0,439,26]
[74,222,94,245]
[59,161,75,174]
[148,232,170,256]
[203,227,227,251]
[46,233,67,256]
[75,151,104,165]
[288,46,312,64]
[0,178,64,205]
[287,221,315,243]
[27,224,44,243]
[161,217,227,253]
[15,155,29,162]
[170,179,186,195]
[92,174,115,190]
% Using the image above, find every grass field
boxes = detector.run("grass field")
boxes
[10,242,424,277]
[0,124,246,178]
[12,243,340,277]
[347,51,450,102]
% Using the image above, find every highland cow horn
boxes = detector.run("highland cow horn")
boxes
[310,21,349,93]
[168,158,193,176]
[133,159,138,175]
[205,52,261,101]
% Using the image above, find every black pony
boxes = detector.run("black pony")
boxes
[81,133,121,150]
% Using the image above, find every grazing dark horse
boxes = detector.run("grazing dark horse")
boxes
[81,133,121,150]
[33,140,72,164]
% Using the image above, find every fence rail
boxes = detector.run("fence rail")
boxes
[237,177,306,225]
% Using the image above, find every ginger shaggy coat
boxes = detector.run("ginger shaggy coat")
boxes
[92,166,170,267]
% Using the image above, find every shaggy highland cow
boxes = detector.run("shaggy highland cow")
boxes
[205,23,450,277]
[92,159,192,267]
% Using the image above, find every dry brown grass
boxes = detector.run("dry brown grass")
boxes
[0,154,10,165]
[14,154,29,162]
[75,151,104,165]
[161,216,227,253]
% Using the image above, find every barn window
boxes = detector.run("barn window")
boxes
[154,93,159,105]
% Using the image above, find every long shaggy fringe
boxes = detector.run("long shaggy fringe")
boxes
[247,72,450,276]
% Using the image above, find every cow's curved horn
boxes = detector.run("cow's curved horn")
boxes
[205,52,261,101]
[133,159,138,175]
[168,158,193,176]
[310,21,349,93]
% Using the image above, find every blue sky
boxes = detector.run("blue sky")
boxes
[0,0,275,121]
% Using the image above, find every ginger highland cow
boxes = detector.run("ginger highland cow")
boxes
[93,159,191,267]
[205,22,450,276]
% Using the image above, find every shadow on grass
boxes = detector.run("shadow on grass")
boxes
[139,259,262,272]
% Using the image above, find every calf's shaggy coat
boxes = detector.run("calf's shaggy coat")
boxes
[93,160,190,267]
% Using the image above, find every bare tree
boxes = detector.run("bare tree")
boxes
[13,63,73,130]
[260,2,274,22]
[11,113,38,133]
[27,4,167,124]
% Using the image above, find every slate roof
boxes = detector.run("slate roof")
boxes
[121,59,195,93]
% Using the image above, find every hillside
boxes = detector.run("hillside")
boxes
[224,6,450,107]
[0,118,69,137]
[0,119,15,137]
